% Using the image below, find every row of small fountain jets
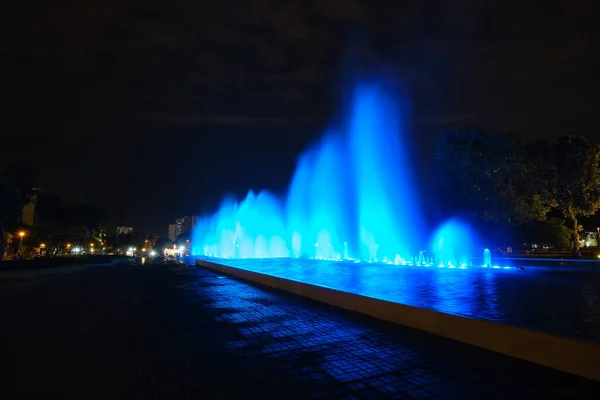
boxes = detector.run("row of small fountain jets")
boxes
[309,249,512,270]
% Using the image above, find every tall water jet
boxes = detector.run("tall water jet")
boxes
[191,76,424,260]
[286,133,348,260]
[347,82,420,261]
[484,248,492,267]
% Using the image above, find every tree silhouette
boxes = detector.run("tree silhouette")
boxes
[551,135,600,255]
[0,183,22,261]
[432,128,549,226]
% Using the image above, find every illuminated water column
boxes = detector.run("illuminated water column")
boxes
[431,218,478,267]
[286,133,350,260]
[484,248,492,267]
[347,82,421,261]
[237,191,289,258]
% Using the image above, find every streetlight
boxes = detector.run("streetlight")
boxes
[17,231,25,258]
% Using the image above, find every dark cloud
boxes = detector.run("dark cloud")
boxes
[4,0,598,135]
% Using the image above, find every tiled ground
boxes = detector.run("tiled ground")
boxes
[1,261,599,399]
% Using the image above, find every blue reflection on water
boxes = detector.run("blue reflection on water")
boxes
[199,257,600,343]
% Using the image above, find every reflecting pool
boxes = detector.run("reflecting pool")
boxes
[195,257,600,343]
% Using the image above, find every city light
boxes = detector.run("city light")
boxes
[18,231,25,238]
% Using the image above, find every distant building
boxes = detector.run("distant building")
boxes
[21,199,36,226]
[21,189,42,227]
[116,226,133,235]
[175,216,193,238]
[168,224,176,242]
[97,228,107,239]
[583,231,598,247]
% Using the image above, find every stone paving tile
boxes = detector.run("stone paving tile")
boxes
[1,262,599,399]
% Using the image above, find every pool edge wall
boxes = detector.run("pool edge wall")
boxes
[196,259,600,382]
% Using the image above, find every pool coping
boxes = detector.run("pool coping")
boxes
[196,258,600,382]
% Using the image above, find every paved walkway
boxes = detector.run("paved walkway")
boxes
[1,261,598,399]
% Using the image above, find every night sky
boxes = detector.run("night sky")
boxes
[2,0,598,235]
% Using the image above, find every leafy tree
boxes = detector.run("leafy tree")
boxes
[70,204,107,245]
[154,237,174,252]
[522,141,555,210]
[0,163,40,260]
[432,128,495,219]
[116,233,132,249]
[3,232,13,256]
[551,135,600,255]
[35,193,72,254]
[146,236,158,250]
[432,128,550,227]
[518,217,572,249]
[1,162,37,214]
[0,182,22,261]
[35,197,108,252]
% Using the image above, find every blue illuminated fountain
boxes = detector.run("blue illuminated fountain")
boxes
[484,248,492,267]
[186,79,600,344]
[192,77,484,266]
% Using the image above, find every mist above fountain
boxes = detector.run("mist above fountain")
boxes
[191,77,473,264]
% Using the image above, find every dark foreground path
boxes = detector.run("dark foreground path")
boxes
[1,261,599,399]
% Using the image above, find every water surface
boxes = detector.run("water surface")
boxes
[197,258,600,343]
